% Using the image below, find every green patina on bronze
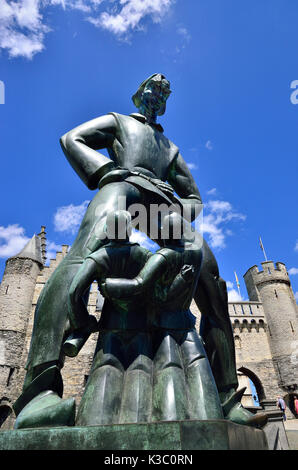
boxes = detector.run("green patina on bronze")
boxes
[0,420,268,450]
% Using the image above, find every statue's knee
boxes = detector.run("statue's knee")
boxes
[181,331,207,368]
[92,353,124,374]
[127,355,152,374]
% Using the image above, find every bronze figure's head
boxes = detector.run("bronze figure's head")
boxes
[132,73,171,119]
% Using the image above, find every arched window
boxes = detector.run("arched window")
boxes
[238,366,266,405]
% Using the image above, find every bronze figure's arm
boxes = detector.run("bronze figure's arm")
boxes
[101,253,168,300]
[168,153,202,222]
[68,258,98,330]
[165,265,196,301]
[60,114,117,190]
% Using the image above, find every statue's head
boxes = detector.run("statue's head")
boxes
[132,73,171,118]
[104,210,132,242]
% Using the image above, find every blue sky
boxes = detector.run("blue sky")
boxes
[0,0,297,302]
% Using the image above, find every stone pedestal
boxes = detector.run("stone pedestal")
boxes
[0,420,268,450]
[260,399,290,450]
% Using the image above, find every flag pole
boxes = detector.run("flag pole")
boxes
[259,236,268,262]
[234,271,241,298]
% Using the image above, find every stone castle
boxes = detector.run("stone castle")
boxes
[0,226,297,443]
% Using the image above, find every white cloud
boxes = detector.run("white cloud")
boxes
[51,0,94,12]
[46,241,63,262]
[130,229,158,251]
[295,292,298,302]
[92,0,174,36]
[206,188,217,196]
[54,200,90,234]
[0,224,30,258]
[0,0,50,59]
[0,0,174,58]
[200,199,246,250]
[228,288,243,302]
[205,140,213,151]
[177,26,190,42]
[289,267,298,275]
[295,241,298,252]
[226,280,244,301]
[186,162,198,171]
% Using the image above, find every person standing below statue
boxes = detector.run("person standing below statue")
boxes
[294,396,298,417]
[277,396,287,421]
[13,73,261,428]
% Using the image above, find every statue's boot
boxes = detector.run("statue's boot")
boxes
[222,387,268,428]
[14,391,75,429]
[13,365,63,417]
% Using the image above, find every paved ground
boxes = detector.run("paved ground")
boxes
[284,420,298,450]
[284,419,298,430]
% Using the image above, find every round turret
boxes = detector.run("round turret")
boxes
[244,261,298,392]
[0,234,44,426]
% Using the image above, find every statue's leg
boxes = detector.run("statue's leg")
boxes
[152,332,188,422]
[180,329,223,420]
[14,181,143,422]
[195,241,268,427]
[194,239,238,396]
[119,332,152,424]
[76,331,124,426]
[13,259,83,423]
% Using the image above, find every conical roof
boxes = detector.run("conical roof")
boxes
[12,235,43,265]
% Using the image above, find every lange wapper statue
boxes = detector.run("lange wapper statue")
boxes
[13,73,265,429]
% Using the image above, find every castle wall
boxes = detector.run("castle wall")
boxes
[191,300,285,406]
[230,303,282,404]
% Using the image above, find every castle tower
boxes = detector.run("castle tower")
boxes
[244,261,298,393]
[0,234,44,426]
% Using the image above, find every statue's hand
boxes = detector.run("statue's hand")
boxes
[70,313,98,333]
[180,264,195,283]
[100,282,109,298]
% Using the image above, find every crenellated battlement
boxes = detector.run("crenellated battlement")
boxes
[244,261,290,289]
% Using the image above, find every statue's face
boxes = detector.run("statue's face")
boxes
[140,76,171,116]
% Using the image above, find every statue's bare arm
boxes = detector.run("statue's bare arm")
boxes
[101,253,168,299]
[60,114,117,190]
[68,258,98,330]
[168,153,202,222]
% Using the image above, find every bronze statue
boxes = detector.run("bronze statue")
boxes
[13,73,265,429]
